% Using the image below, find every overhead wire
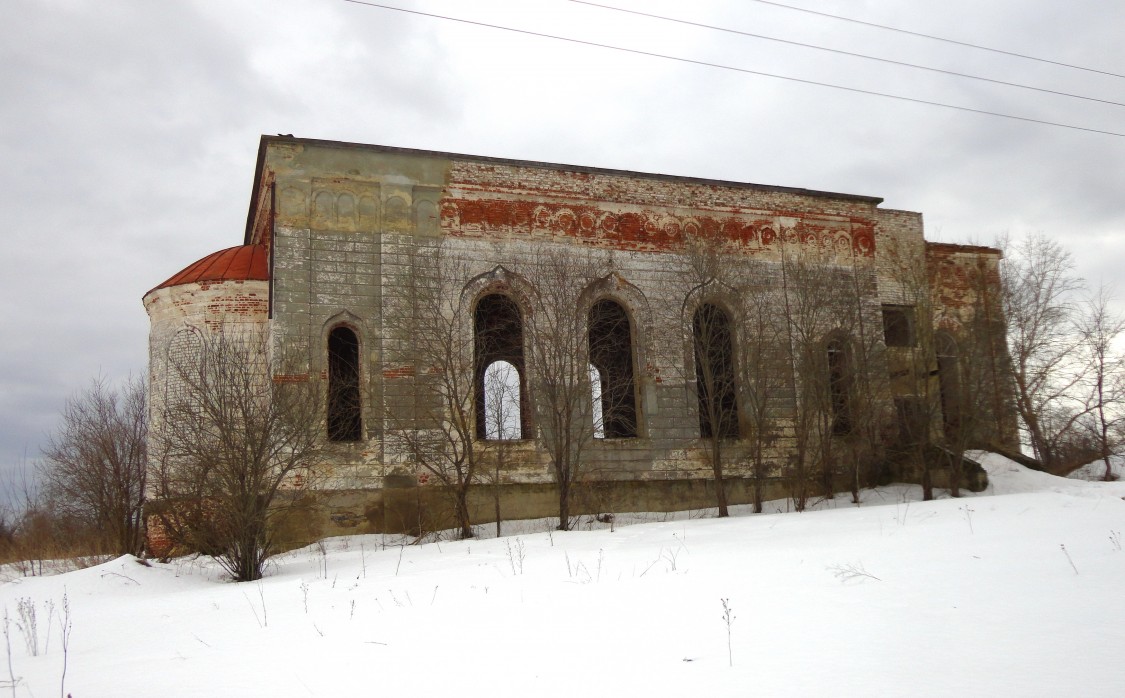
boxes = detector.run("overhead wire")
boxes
[567,0,1125,108]
[741,0,1125,80]
[340,0,1125,137]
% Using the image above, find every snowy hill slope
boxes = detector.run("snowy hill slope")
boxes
[3,453,1125,697]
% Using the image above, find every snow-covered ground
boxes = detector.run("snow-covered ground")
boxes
[3,453,1125,697]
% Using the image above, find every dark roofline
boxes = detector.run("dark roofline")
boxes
[244,137,272,245]
[246,134,886,243]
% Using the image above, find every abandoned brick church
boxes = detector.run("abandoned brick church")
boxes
[144,135,1016,544]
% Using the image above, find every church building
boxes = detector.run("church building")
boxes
[143,135,1015,546]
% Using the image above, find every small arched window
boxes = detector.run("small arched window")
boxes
[826,335,852,436]
[327,326,362,442]
[475,294,527,440]
[693,303,739,439]
[588,299,638,438]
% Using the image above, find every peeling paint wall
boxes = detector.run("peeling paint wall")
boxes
[149,137,1012,541]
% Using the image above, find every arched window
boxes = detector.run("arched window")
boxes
[826,335,852,436]
[475,294,526,440]
[693,303,739,439]
[936,332,961,439]
[588,299,638,438]
[327,326,361,441]
[483,360,522,440]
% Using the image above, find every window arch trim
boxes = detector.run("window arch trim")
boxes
[473,291,530,440]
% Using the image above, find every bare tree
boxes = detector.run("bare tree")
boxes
[0,460,53,571]
[1075,286,1125,480]
[838,255,891,503]
[673,235,744,516]
[482,359,521,536]
[779,250,864,510]
[383,242,485,539]
[521,246,609,530]
[152,327,324,582]
[1001,233,1087,470]
[881,240,947,499]
[39,376,148,555]
[734,277,790,512]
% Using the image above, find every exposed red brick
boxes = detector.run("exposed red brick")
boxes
[383,366,416,379]
[442,197,876,256]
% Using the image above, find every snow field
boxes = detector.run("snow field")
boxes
[3,453,1125,696]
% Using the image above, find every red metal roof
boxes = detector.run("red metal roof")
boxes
[149,245,268,294]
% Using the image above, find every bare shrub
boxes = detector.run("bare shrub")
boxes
[39,376,148,556]
[152,327,325,582]
[383,242,487,539]
[519,246,611,530]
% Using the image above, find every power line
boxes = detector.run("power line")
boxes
[340,0,1125,137]
[743,0,1125,80]
[568,0,1125,108]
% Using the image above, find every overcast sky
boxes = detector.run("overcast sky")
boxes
[2,0,1123,484]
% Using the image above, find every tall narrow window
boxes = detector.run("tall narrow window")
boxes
[827,335,852,436]
[327,326,361,441]
[475,294,526,440]
[588,299,638,438]
[693,303,739,439]
[936,332,961,439]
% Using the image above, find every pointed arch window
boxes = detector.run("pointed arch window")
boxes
[327,326,362,441]
[693,303,739,439]
[588,299,638,438]
[475,294,527,440]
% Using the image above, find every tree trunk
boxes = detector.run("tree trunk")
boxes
[494,459,502,538]
[557,479,571,531]
[752,445,764,514]
[712,439,729,517]
[456,486,473,540]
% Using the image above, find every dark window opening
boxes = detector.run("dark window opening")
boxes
[827,337,852,436]
[882,306,916,347]
[327,326,362,442]
[588,299,638,439]
[475,294,527,440]
[693,303,739,439]
[936,333,961,440]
